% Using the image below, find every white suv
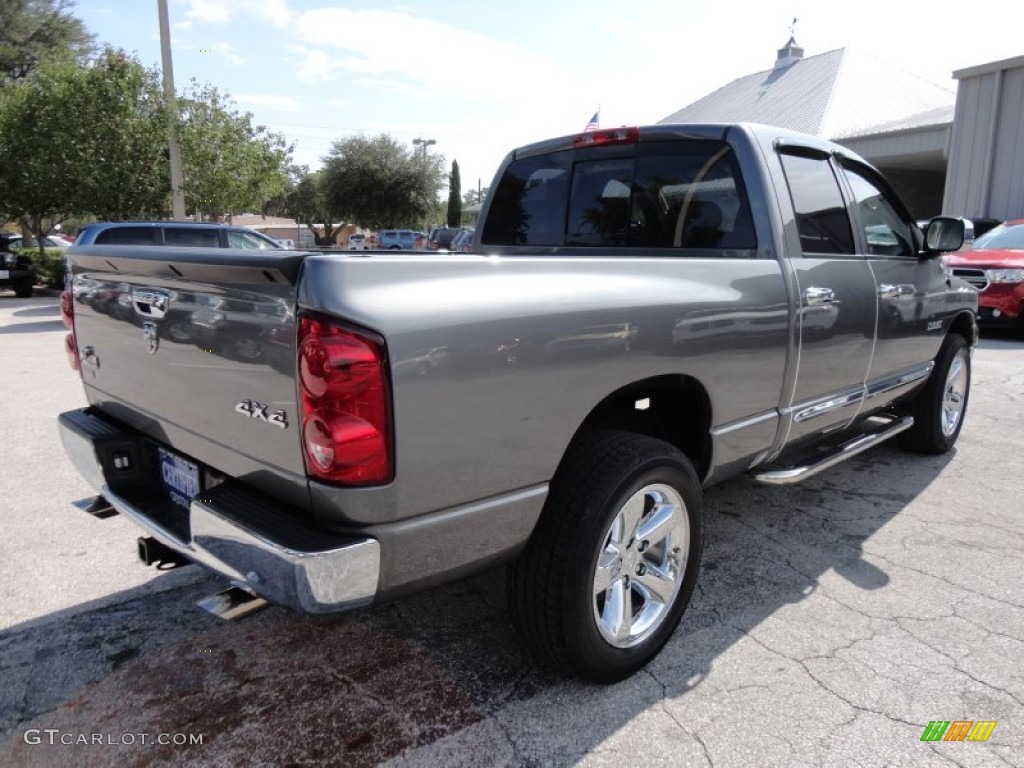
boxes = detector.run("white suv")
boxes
[348,233,367,251]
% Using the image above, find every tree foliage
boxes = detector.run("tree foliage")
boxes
[447,159,461,227]
[462,186,489,207]
[177,81,291,222]
[0,0,93,85]
[0,53,294,240]
[0,48,169,243]
[321,134,445,230]
[265,165,347,245]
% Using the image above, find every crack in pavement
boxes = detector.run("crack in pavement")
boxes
[863,550,1024,609]
[733,626,923,731]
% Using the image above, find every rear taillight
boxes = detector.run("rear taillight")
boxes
[61,286,80,372]
[297,313,392,485]
[573,126,640,148]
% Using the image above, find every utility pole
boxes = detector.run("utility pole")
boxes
[158,0,186,220]
[412,138,437,232]
[412,137,436,157]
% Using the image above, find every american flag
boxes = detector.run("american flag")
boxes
[584,111,599,132]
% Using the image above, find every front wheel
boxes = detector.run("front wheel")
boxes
[901,333,971,454]
[509,431,703,683]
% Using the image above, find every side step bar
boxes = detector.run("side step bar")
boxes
[752,416,914,486]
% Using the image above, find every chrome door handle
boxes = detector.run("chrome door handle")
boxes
[132,289,170,319]
[803,286,840,306]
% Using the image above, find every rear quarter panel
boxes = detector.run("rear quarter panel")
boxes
[298,252,790,526]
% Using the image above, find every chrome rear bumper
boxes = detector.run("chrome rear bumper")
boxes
[58,408,380,613]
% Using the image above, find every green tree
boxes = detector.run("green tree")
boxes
[447,159,461,227]
[177,80,291,221]
[0,48,169,246]
[462,186,489,207]
[322,134,445,230]
[265,165,347,245]
[0,0,93,86]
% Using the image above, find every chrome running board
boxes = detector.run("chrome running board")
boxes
[752,416,914,486]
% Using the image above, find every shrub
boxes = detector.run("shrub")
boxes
[27,249,67,288]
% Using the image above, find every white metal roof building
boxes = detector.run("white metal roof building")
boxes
[658,38,1018,219]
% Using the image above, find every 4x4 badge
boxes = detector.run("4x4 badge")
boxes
[142,321,159,354]
[235,399,288,429]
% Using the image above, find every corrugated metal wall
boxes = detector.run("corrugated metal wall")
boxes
[944,60,1024,219]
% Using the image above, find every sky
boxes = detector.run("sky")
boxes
[75,0,1022,200]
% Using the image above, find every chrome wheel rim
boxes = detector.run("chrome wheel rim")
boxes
[592,483,689,648]
[941,349,969,437]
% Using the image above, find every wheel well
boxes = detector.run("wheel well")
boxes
[571,374,712,480]
[948,311,977,347]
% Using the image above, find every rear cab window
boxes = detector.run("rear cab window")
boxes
[480,138,757,254]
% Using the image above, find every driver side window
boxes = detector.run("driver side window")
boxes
[840,163,916,257]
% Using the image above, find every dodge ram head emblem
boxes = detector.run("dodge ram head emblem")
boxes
[142,321,159,354]
[235,399,288,429]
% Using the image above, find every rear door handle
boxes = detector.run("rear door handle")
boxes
[132,289,170,319]
[803,286,840,306]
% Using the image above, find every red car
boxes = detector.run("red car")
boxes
[947,219,1024,336]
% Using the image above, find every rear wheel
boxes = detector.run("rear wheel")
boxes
[509,430,703,683]
[901,333,970,454]
[13,280,32,298]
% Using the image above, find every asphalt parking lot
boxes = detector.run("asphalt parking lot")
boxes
[0,291,1021,767]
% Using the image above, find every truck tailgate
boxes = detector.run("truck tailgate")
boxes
[66,246,309,497]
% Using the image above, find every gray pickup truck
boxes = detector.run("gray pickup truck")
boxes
[58,123,976,682]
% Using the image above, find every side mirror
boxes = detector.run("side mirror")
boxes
[924,217,965,253]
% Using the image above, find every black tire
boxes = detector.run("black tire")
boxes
[13,280,33,298]
[509,430,703,683]
[901,334,970,454]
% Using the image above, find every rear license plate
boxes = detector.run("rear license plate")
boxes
[0,270,8,280]
[159,448,200,511]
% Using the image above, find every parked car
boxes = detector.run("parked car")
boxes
[347,233,367,251]
[450,228,475,252]
[0,234,35,297]
[946,219,1024,336]
[376,229,422,250]
[427,227,460,250]
[8,234,72,250]
[74,221,284,250]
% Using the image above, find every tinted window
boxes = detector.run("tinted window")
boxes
[779,153,854,255]
[566,158,632,246]
[94,227,159,245]
[482,153,571,246]
[840,163,915,256]
[482,140,756,252]
[633,140,756,250]
[164,228,220,247]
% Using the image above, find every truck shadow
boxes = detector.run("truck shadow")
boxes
[0,446,954,767]
[0,320,65,334]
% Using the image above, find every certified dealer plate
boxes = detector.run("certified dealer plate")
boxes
[158,447,200,511]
